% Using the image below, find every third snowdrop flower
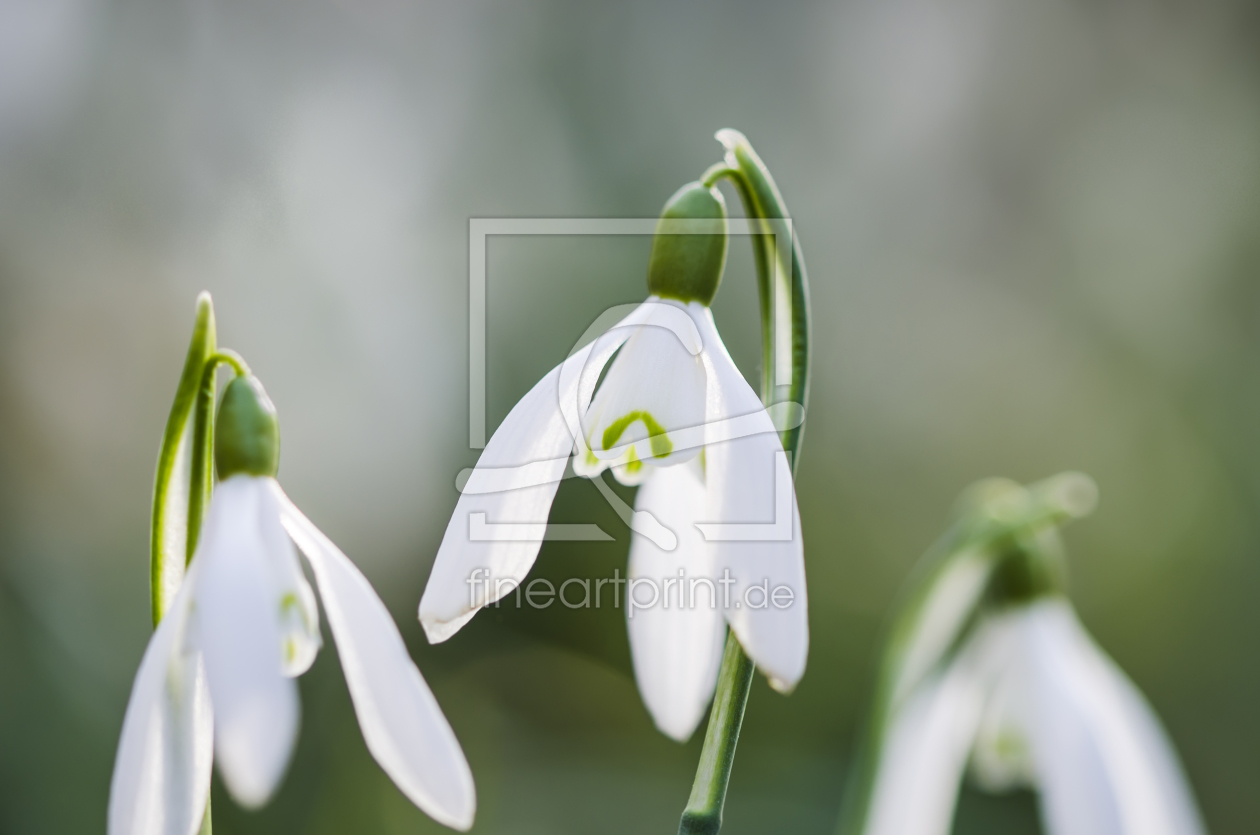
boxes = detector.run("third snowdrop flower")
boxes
[844,474,1205,835]
[110,372,475,835]
[420,175,808,741]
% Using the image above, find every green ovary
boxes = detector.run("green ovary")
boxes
[602,411,674,459]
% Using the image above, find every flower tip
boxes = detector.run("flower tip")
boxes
[714,128,746,151]
[656,718,695,744]
[425,772,477,831]
[419,606,478,645]
[420,615,456,645]
[1047,471,1099,520]
[448,802,476,832]
[766,675,798,696]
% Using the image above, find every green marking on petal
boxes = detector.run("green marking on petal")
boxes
[602,411,674,459]
[624,448,642,474]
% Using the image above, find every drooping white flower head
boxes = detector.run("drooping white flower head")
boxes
[109,375,475,835]
[851,476,1205,835]
[862,598,1206,835]
[420,181,808,742]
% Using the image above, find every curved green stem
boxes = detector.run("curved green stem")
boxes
[712,129,811,456]
[678,130,812,834]
[701,162,737,190]
[187,350,250,559]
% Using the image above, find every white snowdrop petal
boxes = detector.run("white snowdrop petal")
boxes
[969,654,1037,792]
[889,547,994,708]
[420,303,651,642]
[863,632,993,835]
[108,563,213,835]
[1017,601,1206,835]
[194,476,300,808]
[257,482,321,677]
[692,307,808,691]
[626,462,726,742]
[276,488,476,831]
[585,299,707,475]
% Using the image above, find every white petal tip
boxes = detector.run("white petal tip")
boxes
[766,675,799,695]
[656,720,696,744]
[420,603,480,645]
[423,798,476,832]
[420,617,457,645]
[452,806,476,832]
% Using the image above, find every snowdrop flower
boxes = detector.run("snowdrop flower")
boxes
[848,476,1205,835]
[420,178,807,740]
[863,599,1205,835]
[110,374,475,835]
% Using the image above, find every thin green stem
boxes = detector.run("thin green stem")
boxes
[187,350,251,560]
[679,130,812,835]
[701,162,736,189]
[678,634,755,834]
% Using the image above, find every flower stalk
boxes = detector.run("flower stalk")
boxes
[679,130,812,835]
[187,349,250,559]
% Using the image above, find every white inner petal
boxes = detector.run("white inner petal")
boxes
[192,475,300,809]
[256,482,322,677]
[584,300,706,480]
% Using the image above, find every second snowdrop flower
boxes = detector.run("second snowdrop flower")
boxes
[109,349,475,835]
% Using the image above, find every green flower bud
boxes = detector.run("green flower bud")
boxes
[986,537,1068,604]
[215,374,280,479]
[646,181,728,306]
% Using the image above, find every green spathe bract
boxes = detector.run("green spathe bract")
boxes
[677,130,812,835]
[215,375,281,479]
[646,181,729,305]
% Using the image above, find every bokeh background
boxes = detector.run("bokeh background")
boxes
[2,0,1259,832]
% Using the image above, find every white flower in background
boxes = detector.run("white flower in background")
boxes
[420,181,808,742]
[862,597,1205,835]
[109,375,475,835]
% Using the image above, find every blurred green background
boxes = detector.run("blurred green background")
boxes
[1,0,1258,832]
